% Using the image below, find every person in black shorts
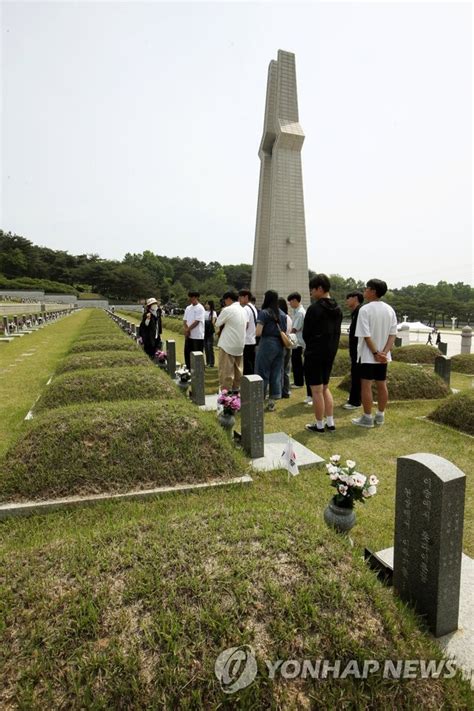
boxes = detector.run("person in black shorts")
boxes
[303,274,343,433]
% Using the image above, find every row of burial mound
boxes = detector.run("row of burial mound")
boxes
[0,310,244,503]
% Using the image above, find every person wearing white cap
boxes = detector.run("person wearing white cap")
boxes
[139,297,162,359]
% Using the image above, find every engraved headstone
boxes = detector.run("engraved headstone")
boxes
[394,337,402,348]
[166,340,176,378]
[241,375,264,458]
[437,341,448,356]
[3,317,8,335]
[399,324,410,346]
[190,351,205,406]
[393,453,465,637]
[461,326,472,355]
[434,355,451,386]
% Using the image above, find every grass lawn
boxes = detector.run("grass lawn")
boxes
[0,310,89,458]
[0,311,472,707]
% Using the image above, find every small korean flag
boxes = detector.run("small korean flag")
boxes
[281,437,299,476]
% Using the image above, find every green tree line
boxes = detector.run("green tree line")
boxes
[0,230,472,323]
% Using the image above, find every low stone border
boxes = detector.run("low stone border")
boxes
[415,416,474,439]
[0,475,253,520]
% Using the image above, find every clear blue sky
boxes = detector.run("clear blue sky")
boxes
[1,1,472,288]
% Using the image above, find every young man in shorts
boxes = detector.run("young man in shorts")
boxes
[303,274,343,433]
[352,279,398,428]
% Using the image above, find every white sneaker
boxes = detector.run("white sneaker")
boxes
[375,412,385,425]
[303,396,312,404]
[291,384,303,389]
[352,415,374,428]
[342,403,360,410]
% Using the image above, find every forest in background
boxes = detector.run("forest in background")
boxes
[1,230,473,325]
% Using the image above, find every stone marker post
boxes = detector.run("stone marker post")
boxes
[2,317,9,336]
[394,337,402,348]
[461,326,472,355]
[166,340,176,378]
[399,324,410,346]
[393,453,465,637]
[438,341,448,356]
[434,355,451,387]
[190,351,205,406]
[13,316,19,333]
[241,375,264,458]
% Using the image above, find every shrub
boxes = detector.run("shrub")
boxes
[338,361,450,400]
[0,400,246,500]
[428,391,474,435]
[392,344,439,364]
[450,354,474,374]
[35,366,178,412]
[69,340,139,354]
[330,350,351,377]
[57,351,152,374]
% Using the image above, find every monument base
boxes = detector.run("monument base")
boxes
[250,432,324,472]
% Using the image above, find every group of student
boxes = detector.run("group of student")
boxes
[139,274,398,431]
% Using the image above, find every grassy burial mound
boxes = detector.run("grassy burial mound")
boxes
[450,353,474,374]
[0,400,245,501]
[338,334,349,349]
[57,350,153,374]
[330,349,352,377]
[338,362,450,400]
[1,494,472,709]
[35,366,178,413]
[74,334,133,346]
[69,339,139,354]
[162,316,183,335]
[392,344,440,364]
[428,391,474,436]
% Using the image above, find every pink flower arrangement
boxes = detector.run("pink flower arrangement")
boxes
[155,350,167,363]
[326,454,379,508]
[217,390,241,416]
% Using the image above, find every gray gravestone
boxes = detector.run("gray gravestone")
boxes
[166,340,176,378]
[461,326,472,355]
[394,336,402,348]
[438,341,448,355]
[434,355,451,386]
[13,316,19,333]
[393,453,465,637]
[3,317,9,335]
[190,351,205,406]
[399,324,410,346]
[241,375,264,458]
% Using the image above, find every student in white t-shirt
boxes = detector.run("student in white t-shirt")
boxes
[183,291,206,370]
[215,291,247,392]
[238,289,258,375]
[352,279,398,428]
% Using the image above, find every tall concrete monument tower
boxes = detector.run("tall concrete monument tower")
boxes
[251,50,309,306]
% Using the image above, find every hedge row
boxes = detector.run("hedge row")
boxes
[338,362,450,400]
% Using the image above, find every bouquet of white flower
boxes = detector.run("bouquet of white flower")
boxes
[326,454,379,508]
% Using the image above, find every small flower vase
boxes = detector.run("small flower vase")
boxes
[323,496,356,533]
[218,411,235,438]
[177,379,190,396]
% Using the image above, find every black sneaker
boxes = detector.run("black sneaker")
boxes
[325,424,336,432]
[305,423,325,433]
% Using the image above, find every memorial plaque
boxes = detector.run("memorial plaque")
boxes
[461,326,472,355]
[241,375,264,458]
[166,340,176,378]
[434,355,451,387]
[437,341,447,355]
[393,453,465,637]
[394,337,402,348]
[190,351,205,406]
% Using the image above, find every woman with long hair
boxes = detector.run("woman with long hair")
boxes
[278,297,293,399]
[255,290,287,411]
[204,300,217,367]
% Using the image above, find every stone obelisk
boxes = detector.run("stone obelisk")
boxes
[251,50,309,307]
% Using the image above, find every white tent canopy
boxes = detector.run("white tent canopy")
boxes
[397,321,434,332]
